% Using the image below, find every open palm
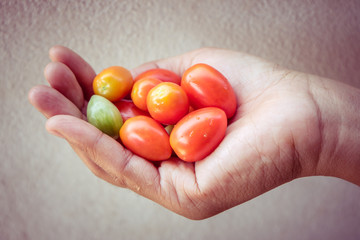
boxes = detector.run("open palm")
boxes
[29,46,322,219]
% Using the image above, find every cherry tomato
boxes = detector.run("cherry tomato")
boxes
[170,107,227,162]
[181,63,237,119]
[131,77,162,111]
[134,68,181,85]
[120,116,172,161]
[87,95,123,139]
[147,82,189,125]
[93,66,133,102]
[113,99,150,122]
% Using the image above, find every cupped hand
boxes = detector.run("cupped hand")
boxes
[28,46,326,219]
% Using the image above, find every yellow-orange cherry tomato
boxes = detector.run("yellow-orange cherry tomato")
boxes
[147,82,189,125]
[131,77,162,111]
[93,66,133,102]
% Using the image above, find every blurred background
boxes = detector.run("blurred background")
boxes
[1,0,360,239]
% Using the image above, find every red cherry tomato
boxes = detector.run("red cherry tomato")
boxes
[170,107,227,162]
[147,82,189,125]
[120,116,172,161]
[131,77,162,111]
[113,99,150,122]
[134,68,181,85]
[93,66,133,102]
[181,63,237,118]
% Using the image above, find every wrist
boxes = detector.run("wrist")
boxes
[310,76,360,185]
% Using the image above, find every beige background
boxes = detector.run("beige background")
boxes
[1,0,360,239]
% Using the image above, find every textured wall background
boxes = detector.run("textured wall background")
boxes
[1,0,360,239]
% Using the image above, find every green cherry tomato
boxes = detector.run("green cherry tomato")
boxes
[87,95,123,139]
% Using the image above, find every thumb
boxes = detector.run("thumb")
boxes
[45,115,131,177]
[45,115,161,195]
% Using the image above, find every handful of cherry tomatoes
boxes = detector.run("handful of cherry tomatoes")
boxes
[87,64,237,162]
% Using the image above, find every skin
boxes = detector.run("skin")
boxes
[28,45,360,220]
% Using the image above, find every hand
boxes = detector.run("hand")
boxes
[28,46,360,219]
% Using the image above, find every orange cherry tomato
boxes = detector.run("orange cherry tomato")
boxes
[181,63,237,119]
[93,66,133,102]
[170,107,227,162]
[113,99,150,122]
[131,77,162,111]
[120,116,172,161]
[134,68,181,85]
[147,82,189,125]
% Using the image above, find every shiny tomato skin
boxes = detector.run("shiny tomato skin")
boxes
[170,107,227,162]
[113,99,150,122]
[120,116,172,161]
[87,95,123,139]
[131,77,162,111]
[134,68,181,85]
[181,63,237,119]
[147,82,189,125]
[93,66,133,102]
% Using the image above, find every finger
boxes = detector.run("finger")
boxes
[131,48,241,78]
[45,115,161,196]
[49,45,96,100]
[28,85,84,119]
[130,49,201,79]
[44,62,84,109]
